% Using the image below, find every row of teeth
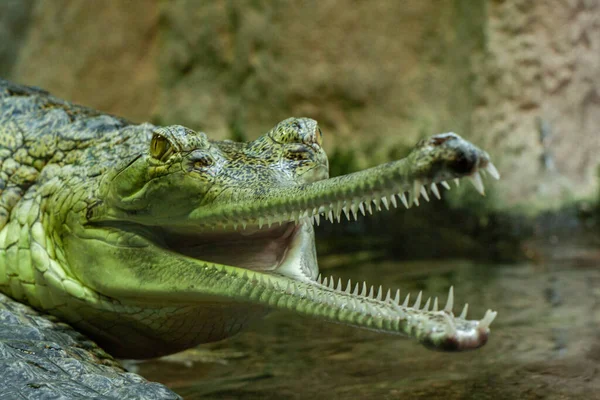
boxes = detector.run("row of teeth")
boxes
[249,162,499,229]
[309,274,498,332]
[244,269,498,334]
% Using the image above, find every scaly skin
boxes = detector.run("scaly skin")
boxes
[0,79,499,360]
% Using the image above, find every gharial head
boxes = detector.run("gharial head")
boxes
[64,117,499,358]
[99,117,329,223]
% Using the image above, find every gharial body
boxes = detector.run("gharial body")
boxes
[0,79,499,396]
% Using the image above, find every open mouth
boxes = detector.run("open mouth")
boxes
[95,131,501,352]
[163,222,313,276]
[155,164,500,349]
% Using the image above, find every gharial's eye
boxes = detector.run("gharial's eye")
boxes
[150,134,173,161]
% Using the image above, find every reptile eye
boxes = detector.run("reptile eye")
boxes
[150,134,172,161]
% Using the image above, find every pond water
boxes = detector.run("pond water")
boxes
[133,236,600,399]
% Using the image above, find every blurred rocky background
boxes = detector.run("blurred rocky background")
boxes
[1,0,599,260]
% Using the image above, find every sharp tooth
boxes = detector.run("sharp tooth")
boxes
[336,278,342,291]
[454,178,460,187]
[368,285,374,299]
[420,186,430,202]
[399,193,409,208]
[402,293,410,307]
[366,202,373,215]
[242,222,247,230]
[486,162,500,180]
[410,192,420,207]
[373,198,382,211]
[376,286,383,301]
[459,303,469,319]
[258,217,265,229]
[314,214,320,226]
[430,183,441,199]
[469,172,485,195]
[317,274,322,284]
[350,204,359,220]
[411,181,422,206]
[477,310,498,329]
[352,283,360,296]
[394,289,401,305]
[328,277,335,289]
[358,202,366,216]
[342,207,351,221]
[381,196,389,210]
[233,223,238,230]
[413,291,422,310]
[322,277,328,287]
[444,286,454,313]
[441,181,451,190]
[433,297,439,311]
[345,279,352,294]
[327,210,334,222]
[360,282,368,297]
[335,212,342,223]
[389,194,398,208]
[384,289,391,302]
[423,297,431,312]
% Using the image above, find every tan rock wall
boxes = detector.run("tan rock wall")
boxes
[2,0,598,210]
[473,0,600,208]
[10,0,160,122]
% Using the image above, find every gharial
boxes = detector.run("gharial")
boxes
[0,79,499,395]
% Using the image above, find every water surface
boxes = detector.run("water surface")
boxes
[134,237,600,399]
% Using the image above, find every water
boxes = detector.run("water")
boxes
[134,237,600,399]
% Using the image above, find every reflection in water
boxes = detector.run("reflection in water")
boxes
[134,240,600,399]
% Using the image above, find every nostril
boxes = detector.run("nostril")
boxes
[451,150,477,175]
